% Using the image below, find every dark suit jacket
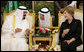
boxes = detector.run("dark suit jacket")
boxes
[54,1,72,13]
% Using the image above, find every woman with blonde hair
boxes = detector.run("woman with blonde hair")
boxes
[59,6,82,51]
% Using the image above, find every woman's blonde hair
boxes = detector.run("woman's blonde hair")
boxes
[63,6,74,18]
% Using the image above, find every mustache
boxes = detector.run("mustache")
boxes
[23,15,26,16]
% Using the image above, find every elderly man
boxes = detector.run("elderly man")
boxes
[1,6,30,51]
[38,8,52,27]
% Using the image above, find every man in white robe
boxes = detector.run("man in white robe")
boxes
[1,6,30,51]
[38,8,52,27]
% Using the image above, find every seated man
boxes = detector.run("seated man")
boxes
[1,6,30,51]
[38,8,52,27]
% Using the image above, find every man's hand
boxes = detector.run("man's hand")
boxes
[62,29,70,38]
[60,8,63,12]
[25,29,30,35]
[60,8,64,13]
[15,28,22,33]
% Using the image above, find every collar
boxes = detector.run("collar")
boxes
[65,18,75,24]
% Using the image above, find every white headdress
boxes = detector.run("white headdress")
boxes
[39,8,51,27]
[14,6,29,20]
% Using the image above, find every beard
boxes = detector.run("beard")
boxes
[22,14,26,20]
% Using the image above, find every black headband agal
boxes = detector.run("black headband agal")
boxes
[18,8,27,10]
[40,8,49,13]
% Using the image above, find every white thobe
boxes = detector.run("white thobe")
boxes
[1,14,29,51]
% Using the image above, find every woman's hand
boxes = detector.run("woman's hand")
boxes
[64,38,76,44]
[64,40,71,44]
[62,29,70,38]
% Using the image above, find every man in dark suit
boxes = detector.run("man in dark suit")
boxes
[54,1,75,26]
